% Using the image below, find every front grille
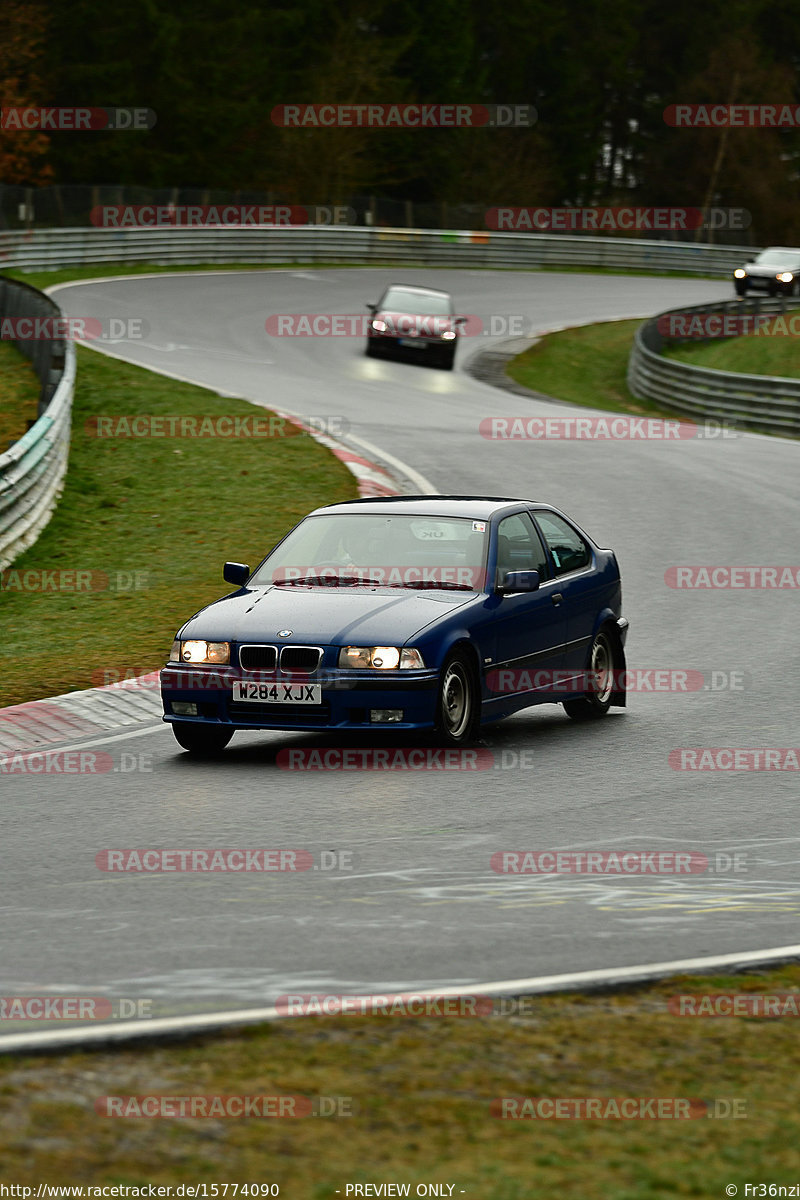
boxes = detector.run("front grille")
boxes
[239,645,278,672]
[280,646,322,673]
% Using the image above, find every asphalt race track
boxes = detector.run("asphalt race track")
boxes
[4,268,799,1032]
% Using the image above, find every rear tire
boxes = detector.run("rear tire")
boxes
[563,629,615,721]
[172,723,233,755]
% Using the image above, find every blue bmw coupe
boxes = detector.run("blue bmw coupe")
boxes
[160,496,629,753]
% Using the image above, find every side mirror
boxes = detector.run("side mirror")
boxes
[498,569,540,594]
[454,315,467,326]
[366,303,377,312]
[223,562,250,586]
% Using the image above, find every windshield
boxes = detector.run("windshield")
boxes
[381,289,452,314]
[755,250,800,266]
[250,514,489,590]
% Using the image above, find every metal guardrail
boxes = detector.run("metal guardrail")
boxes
[0,278,75,570]
[627,296,800,437]
[0,225,753,275]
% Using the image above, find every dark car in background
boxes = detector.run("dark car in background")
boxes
[733,247,800,297]
[365,284,465,369]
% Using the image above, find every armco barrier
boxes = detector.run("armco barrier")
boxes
[0,278,75,570]
[0,225,753,275]
[627,296,800,437]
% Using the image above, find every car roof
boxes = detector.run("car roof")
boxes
[381,284,451,297]
[311,495,558,520]
[755,246,800,255]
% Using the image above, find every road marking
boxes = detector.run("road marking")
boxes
[4,941,800,1054]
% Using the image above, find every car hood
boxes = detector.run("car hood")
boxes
[180,585,476,645]
[745,259,800,275]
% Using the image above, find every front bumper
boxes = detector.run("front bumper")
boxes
[367,331,454,353]
[160,665,440,732]
[736,273,790,290]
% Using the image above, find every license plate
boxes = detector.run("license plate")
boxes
[233,681,321,704]
[399,338,426,348]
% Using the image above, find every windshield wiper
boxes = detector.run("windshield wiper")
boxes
[383,580,477,591]
[271,577,477,591]
[272,575,365,587]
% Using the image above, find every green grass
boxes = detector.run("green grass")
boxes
[0,347,356,707]
[504,317,686,418]
[2,964,800,1194]
[664,308,800,377]
[0,339,41,450]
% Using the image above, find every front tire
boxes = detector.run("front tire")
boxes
[435,651,479,744]
[734,283,747,297]
[563,629,615,721]
[172,723,233,755]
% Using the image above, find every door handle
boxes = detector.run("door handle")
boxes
[551,593,563,605]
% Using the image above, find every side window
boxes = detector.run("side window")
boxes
[496,513,549,582]
[533,512,591,576]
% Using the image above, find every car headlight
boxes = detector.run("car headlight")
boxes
[172,639,230,664]
[371,319,387,332]
[442,330,456,340]
[778,272,794,283]
[338,646,425,669]
[733,269,746,279]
